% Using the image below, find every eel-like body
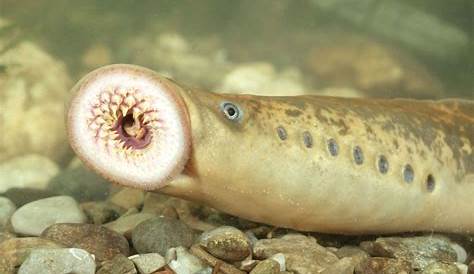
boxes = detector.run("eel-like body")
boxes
[67,64,474,234]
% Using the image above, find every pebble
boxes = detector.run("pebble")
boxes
[167,246,213,274]
[81,201,123,225]
[129,253,166,274]
[41,223,130,261]
[18,248,95,274]
[250,259,280,274]
[97,254,137,274]
[104,212,156,239]
[321,257,355,274]
[132,216,196,256]
[0,197,15,229]
[355,257,411,274]
[253,234,339,274]
[0,155,59,193]
[0,237,63,267]
[108,187,145,210]
[360,236,458,270]
[199,226,251,262]
[0,256,14,274]
[10,195,86,236]
[421,262,463,274]
[190,245,246,274]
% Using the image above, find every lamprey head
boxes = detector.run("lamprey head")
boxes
[67,64,191,190]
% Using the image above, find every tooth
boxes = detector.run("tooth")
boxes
[100,92,110,103]
[120,105,129,116]
[111,94,121,104]
[103,113,114,122]
[100,104,109,113]
[92,108,103,116]
[124,96,136,107]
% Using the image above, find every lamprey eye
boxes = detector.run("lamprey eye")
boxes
[221,101,243,122]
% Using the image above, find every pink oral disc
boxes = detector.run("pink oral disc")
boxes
[67,64,191,190]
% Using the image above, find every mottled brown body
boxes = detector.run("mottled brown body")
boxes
[162,87,474,234]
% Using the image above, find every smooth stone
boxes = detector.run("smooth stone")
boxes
[189,244,246,274]
[469,261,474,273]
[360,236,458,270]
[167,246,212,274]
[97,254,137,274]
[421,262,462,274]
[132,216,196,256]
[104,213,156,239]
[0,237,63,267]
[199,226,251,262]
[0,197,16,229]
[41,223,130,261]
[11,195,86,236]
[253,234,339,274]
[321,257,356,274]
[250,259,280,274]
[129,253,166,274]
[18,248,95,274]
[355,257,411,274]
[335,246,369,269]
[108,187,145,210]
[0,154,59,193]
[81,201,123,225]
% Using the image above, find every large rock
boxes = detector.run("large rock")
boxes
[18,248,95,274]
[360,236,458,270]
[0,154,59,193]
[41,223,130,261]
[0,41,71,162]
[253,234,340,274]
[0,237,63,268]
[132,216,196,256]
[10,195,86,236]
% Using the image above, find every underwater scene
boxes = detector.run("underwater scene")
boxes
[0,0,473,273]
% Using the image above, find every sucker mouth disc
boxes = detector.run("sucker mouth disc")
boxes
[67,64,191,191]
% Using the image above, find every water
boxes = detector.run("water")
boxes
[0,0,473,271]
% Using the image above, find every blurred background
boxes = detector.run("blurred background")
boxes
[0,0,472,202]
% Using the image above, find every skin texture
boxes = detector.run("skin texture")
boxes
[67,64,474,234]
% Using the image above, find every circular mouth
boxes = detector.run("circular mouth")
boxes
[67,64,191,190]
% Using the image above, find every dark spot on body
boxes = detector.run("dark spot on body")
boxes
[403,164,414,183]
[378,155,389,174]
[303,131,313,148]
[285,109,303,117]
[353,146,364,165]
[276,126,287,140]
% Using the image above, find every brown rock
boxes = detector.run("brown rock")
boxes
[41,223,130,261]
[253,234,339,274]
[250,259,280,274]
[0,256,14,274]
[360,236,457,270]
[190,245,246,274]
[97,254,137,274]
[200,226,251,262]
[104,213,156,239]
[0,237,63,267]
[81,201,123,225]
[355,257,411,274]
[108,187,145,210]
[421,262,461,274]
